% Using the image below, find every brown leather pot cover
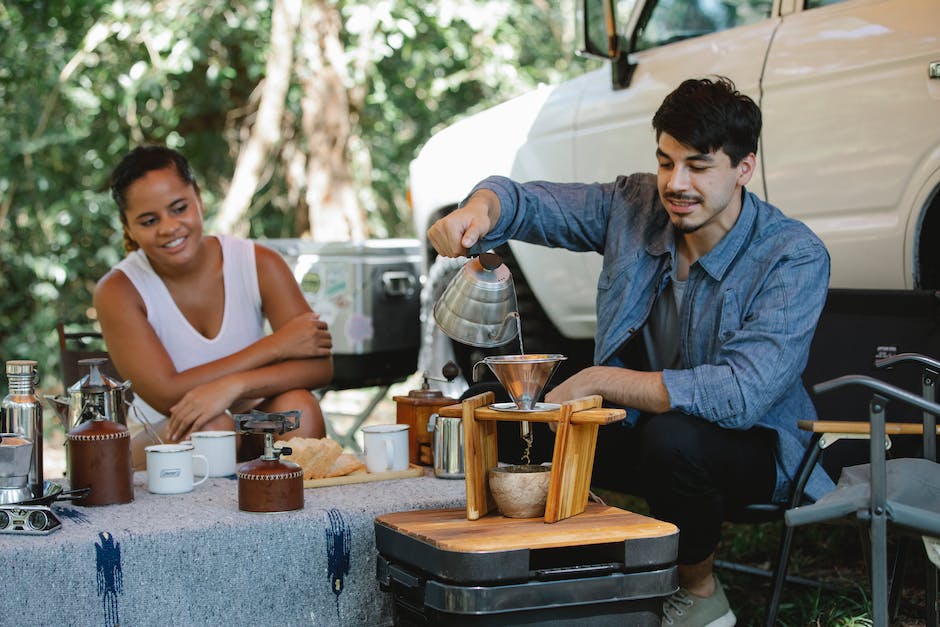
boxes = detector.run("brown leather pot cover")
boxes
[237,458,303,512]
[67,419,133,506]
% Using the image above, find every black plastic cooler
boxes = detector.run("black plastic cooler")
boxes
[375,504,678,626]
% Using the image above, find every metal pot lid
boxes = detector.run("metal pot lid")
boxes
[67,357,128,394]
[460,252,511,286]
[7,481,89,506]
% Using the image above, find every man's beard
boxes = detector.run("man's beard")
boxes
[673,219,704,234]
[664,193,706,234]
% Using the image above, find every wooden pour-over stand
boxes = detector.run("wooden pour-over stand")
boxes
[437,391,626,523]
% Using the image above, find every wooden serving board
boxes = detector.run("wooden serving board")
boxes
[375,502,678,553]
[303,463,423,488]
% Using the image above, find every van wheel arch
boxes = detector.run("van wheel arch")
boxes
[915,184,940,289]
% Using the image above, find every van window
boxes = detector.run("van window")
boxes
[634,0,773,51]
[804,0,849,8]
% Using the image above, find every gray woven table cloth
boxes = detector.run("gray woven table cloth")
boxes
[0,470,465,627]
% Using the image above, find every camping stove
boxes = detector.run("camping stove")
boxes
[235,410,303,513]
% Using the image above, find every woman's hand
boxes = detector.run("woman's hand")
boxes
[167,377,242,441]
[270,312,333,361]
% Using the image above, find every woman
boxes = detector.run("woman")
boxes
[94,145,332,468]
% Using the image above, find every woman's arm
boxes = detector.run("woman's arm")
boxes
[94,243,331,410]
[163,244,334,439]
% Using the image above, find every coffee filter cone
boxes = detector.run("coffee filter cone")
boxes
[484,354,566,410]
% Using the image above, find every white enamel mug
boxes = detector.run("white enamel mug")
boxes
[145,443,209,494]
[188,430,237,477]
[362,424,410,473]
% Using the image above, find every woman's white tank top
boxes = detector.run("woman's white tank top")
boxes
[114,235,265,426]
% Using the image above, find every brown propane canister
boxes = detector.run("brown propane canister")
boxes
[67,417,133,506]
[237,458,303,513]
[393,389,456,466]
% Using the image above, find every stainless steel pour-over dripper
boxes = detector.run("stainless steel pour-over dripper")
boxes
[473,354,568,410]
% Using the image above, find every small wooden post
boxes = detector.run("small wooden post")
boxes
[461,391,497,520]
[544,395,602,523]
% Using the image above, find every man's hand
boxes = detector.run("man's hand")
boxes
[545,366,672,415]
[427,189,501,257]
[544,369,596,406]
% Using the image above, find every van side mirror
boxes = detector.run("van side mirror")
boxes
[580,0,622,58]
[579,0,637,90]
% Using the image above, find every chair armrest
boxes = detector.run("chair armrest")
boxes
[814,375,940,417]
[874,352,940,372]
[797,420,940,435]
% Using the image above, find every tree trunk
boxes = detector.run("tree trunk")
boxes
[295,0,367,242]
[213,0,301,236]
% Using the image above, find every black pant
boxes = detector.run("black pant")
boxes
[462,383,777,565]
[592,411,776,564]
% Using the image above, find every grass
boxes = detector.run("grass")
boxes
[594,489,934,626]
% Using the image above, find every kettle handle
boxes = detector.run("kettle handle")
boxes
[472,360,488,383]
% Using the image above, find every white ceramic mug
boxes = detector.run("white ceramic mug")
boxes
[187,430,237,477]
[362,424,409,473]
[145,443,209,494]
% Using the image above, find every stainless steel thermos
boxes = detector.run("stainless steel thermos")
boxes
[1,360,44,498]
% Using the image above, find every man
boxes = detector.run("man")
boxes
[428,77,835,627]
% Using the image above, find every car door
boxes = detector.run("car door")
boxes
[760,0,940,289]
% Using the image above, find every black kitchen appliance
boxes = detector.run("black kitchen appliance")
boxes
[375,504,678,626]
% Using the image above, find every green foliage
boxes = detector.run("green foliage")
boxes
[0,0,596,393]
[345,0,595,236]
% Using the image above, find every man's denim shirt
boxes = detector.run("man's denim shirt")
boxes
[468,174,836,503]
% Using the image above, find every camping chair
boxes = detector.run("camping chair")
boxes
[785,357,940,626]
[56,322,124,390]
[719,352,940,626]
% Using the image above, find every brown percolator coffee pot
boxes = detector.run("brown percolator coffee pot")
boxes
[67,412,133,506]
[235,410,303,513]
[393,362,459,466]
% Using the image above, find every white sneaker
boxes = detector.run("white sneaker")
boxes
[662,575,736,627]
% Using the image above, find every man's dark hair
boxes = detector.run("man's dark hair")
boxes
[110,145,198,216]
[652,76,761,166]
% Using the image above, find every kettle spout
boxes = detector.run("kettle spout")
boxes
[487,311,520,344]
[44,395,72,429]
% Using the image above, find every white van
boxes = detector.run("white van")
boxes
[409,0,940,376]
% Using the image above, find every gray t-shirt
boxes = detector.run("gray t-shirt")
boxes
[643,269,686,371]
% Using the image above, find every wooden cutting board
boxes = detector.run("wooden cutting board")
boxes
[375,502,678,552]
[303,464,424,488]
